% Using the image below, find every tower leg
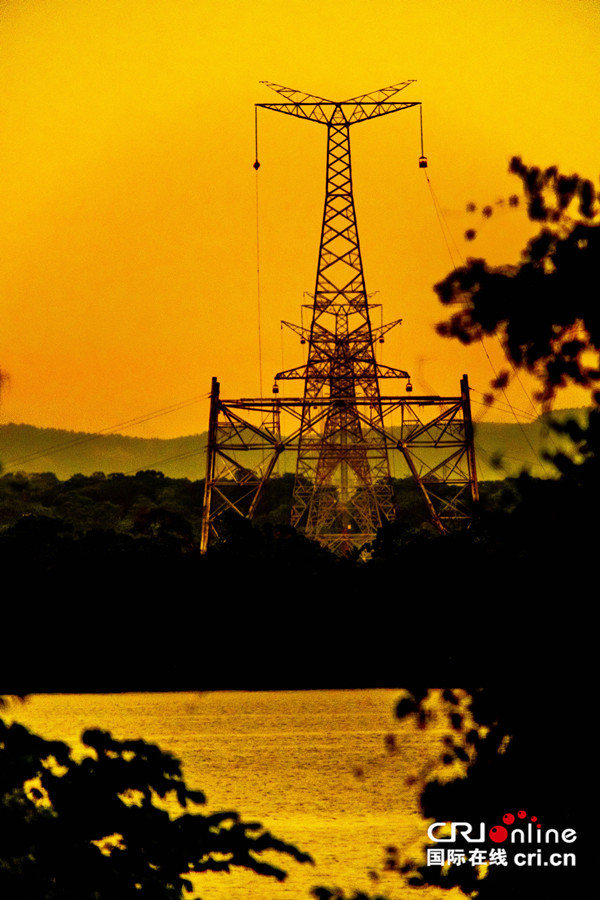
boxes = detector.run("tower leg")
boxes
[200,377,220,555]
[461,374,480,504]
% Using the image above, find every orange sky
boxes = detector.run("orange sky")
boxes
[0,0,598,442]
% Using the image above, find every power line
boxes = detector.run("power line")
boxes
[123,447,206,476]
[422,170,551,475]
[2,394,209,469]
[254,104,264,396]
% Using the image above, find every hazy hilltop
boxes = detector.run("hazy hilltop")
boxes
[0,409,590,481]
[0,424,206,481]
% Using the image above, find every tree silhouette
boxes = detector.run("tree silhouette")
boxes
[435,157,599,409]
[0,713,312,899]
[390,687,579,900]
[377,160,589,899]
[433,157,600,571]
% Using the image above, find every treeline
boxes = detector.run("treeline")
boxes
[0,466,587,587]
[0,469,206,540]
[0,466,586,688]
[0,466,512,551]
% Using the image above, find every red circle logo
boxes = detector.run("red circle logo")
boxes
[489,825,508,843]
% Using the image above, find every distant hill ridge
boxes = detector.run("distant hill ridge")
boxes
[0,423,206,482]
[0,408,591,481]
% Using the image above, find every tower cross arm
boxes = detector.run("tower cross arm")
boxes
[368,318,404,342]
[342,80,416,103]
[256,100,420,126]
[376,364,410,379]
[256,102,335,124]
[342,100,420,124]
[260,81,331,103]
[257,80,420,126]
[282,320,335,343]
[275,364,308,381]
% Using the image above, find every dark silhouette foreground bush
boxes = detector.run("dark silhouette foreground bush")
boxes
[0,716,312,899]
[391,687,580,900]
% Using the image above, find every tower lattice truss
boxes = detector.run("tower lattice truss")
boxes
[201,82,479,554]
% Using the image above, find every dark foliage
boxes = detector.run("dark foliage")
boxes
[376,158,591,900]
[391,687,581,899]
[0,469,206,536]
[0,713,312,900]
[0,467,585,689]
[435,158,600,409]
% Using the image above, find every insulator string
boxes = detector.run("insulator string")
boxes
[254,105,260,170]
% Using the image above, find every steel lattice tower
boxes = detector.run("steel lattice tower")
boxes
[259,81,418,549]
[200,81,479,555]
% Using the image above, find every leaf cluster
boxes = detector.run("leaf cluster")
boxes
[436,157,600,407]
[391,686,579,900]
[0,718,312,900]
[0,470,204,540]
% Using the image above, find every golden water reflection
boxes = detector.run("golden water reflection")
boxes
[4,690,470,900]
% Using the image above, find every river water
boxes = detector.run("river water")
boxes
[4,690,466,900]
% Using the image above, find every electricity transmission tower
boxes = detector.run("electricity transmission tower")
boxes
[200,81,479,555]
